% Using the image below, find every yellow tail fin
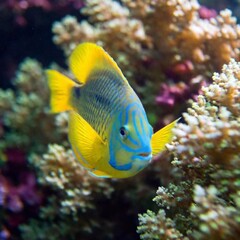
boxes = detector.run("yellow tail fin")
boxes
[46,70,76,113]
[151,118,180,156]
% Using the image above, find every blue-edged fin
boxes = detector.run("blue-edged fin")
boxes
[151,118,179,156]
[89,169,111,178]
[69,42,126,84]
[68,111,108,170]
[46,70,76,113]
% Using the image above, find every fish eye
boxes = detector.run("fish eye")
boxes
[119,126,128,139]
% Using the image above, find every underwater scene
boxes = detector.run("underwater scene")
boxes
[0,0,240,239]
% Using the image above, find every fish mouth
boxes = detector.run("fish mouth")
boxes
[135,152,152,161]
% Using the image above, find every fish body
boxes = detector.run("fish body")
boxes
[46,43,177,178]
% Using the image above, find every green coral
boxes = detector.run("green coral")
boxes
[138,210,187,240]
[0,58,61,154]
[190,185,240,239]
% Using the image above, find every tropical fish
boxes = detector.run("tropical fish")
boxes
[46,43,177,178]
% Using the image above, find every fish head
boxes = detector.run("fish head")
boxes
[109,102,153,173]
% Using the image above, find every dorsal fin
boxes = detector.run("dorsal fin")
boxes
[69,42,126,84]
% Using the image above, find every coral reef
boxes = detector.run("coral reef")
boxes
[0,58,65,155]
[19,144,114,240]
[138,209,186,240]
[169,59,240,166]
[0,0,240,239]
[199,0,240,20]
[138,59,240,239]
[32,144,114,213]
[19,144,161,240]
[0,58,66,239]
[51,0,240,126]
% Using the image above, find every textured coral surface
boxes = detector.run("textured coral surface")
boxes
[52,0,240,128]
[138,59,240,239]
[0,0,240,239]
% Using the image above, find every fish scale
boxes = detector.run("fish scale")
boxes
[73,69,129,140]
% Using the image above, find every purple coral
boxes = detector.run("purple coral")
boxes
[155,83,189,109]
[155,59,207,120]
[156,60,195,110]
[155,76,206,110]
[0,148,43,238]
[0,0,84,26]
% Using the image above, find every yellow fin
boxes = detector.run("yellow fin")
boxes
[69,42,126,84]
[89,169,111,178]
[151,118,179,156]
[68,111,107,170]
[46,70,76,113]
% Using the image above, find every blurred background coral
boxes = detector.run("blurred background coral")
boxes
[0,0,240,239]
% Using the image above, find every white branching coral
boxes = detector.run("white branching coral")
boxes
[168,59,240,166]
[137,209,186,240]
[32,144,114,214]
[138,58,240,240]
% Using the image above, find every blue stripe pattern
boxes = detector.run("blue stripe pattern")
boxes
[71,67,152,174]
[108,98,152,171]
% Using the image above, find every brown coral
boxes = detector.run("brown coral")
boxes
[51,0,240,127]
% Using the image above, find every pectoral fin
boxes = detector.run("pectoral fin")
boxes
[68,111,107,170]
[151,119,179,156]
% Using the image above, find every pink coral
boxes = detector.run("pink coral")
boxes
[198,6,217,19]
[168,60,194,77]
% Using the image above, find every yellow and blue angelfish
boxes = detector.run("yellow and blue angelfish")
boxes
[46,43,177,178]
